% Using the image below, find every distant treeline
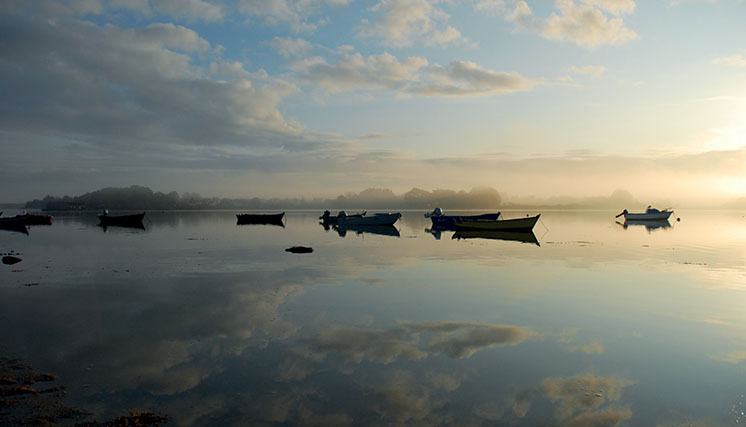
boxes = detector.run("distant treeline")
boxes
[24,185,645,211]
[25,185,504,211]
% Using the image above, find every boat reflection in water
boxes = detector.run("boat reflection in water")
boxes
[236,212,285,227]
[617,219,672,232]
[99,223,146,232]
[452,229,540,246]
[325,223,400,238]
[0,223,29,235]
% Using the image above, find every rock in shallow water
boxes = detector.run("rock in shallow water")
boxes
[2,256,22,265]
[285,246,313,254]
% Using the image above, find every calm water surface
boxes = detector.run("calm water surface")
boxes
[2,210,746,426]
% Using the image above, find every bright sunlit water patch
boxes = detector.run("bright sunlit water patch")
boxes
[1,210,746,425]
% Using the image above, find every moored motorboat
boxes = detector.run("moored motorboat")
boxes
[615,206,672,221]
[25,213,53,225]
[454,214,540,232]
[426,207,501,229]
[0,212,53,226]
[98,212,146,227]
[336,212,401,226]
[236,212,285,226]
[319,210,366,223]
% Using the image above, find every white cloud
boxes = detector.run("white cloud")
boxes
[542,0,638,48]
[568,64,607,78]
[237,0,339,33]
[109,0,152,15]
[477,0,638,49]
[291,52,429,92]
[265,36,314,58]
[0,10,303,154]
[292,52,539,97]
[209,60,269,80]
[713,54,746,68]
[152,0,225,22]
[68,0,105,14]
[361,0,470,47]
[581,0,636,15]
[410,60,541,97]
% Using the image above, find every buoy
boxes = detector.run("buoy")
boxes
[677,217,680,222]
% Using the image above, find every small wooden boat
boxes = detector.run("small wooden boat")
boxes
[0,214,31,227]
[25,213,53,225]
[98,212,146,227]
[0,213,52,226]
[319,210,366,223]
[236,212,285,226]
[428,208,501,228]
[615,207,672,221]
[455,214,540,232]
[452,229,539,246]
[336,212,401,226]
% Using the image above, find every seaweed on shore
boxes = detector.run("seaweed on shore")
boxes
[0,357,168,426]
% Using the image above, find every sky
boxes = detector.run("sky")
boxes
[0,0,745,204]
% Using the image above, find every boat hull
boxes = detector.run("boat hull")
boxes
[98,212,146,226]
[336,213,401,226]
[430,213,501,228]
[0,214,53,226]
[623,212,672,221]
[237,212,285,225]
[454,214,540,232]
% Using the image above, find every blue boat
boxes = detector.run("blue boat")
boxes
[426,208,501,229]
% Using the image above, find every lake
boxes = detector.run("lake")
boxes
[1,209,745,426]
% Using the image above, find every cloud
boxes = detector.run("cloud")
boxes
[410,321,537,358]
[564,407,633,426]
[152,0,225,22]
[374,370,464,424]
[291,52,429,93]
[567,341,605,354]
[409,60,540,97]
[306,325,428,364]
[713,54,746,68]
[304,321,536,364]
[109,0,152,15]
[581,0,636,15]
[479,0,638,49]
[568,65,607,78]
[237,0,341,33]
[542,0,639,48]
[292,52,539,97]
[265,36,315,58]
[711,350,746,364]
[0,9,307,155]
[541,374,635,420]
[360,0,470,47]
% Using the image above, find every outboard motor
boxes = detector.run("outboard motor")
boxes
[425,207,443,218]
